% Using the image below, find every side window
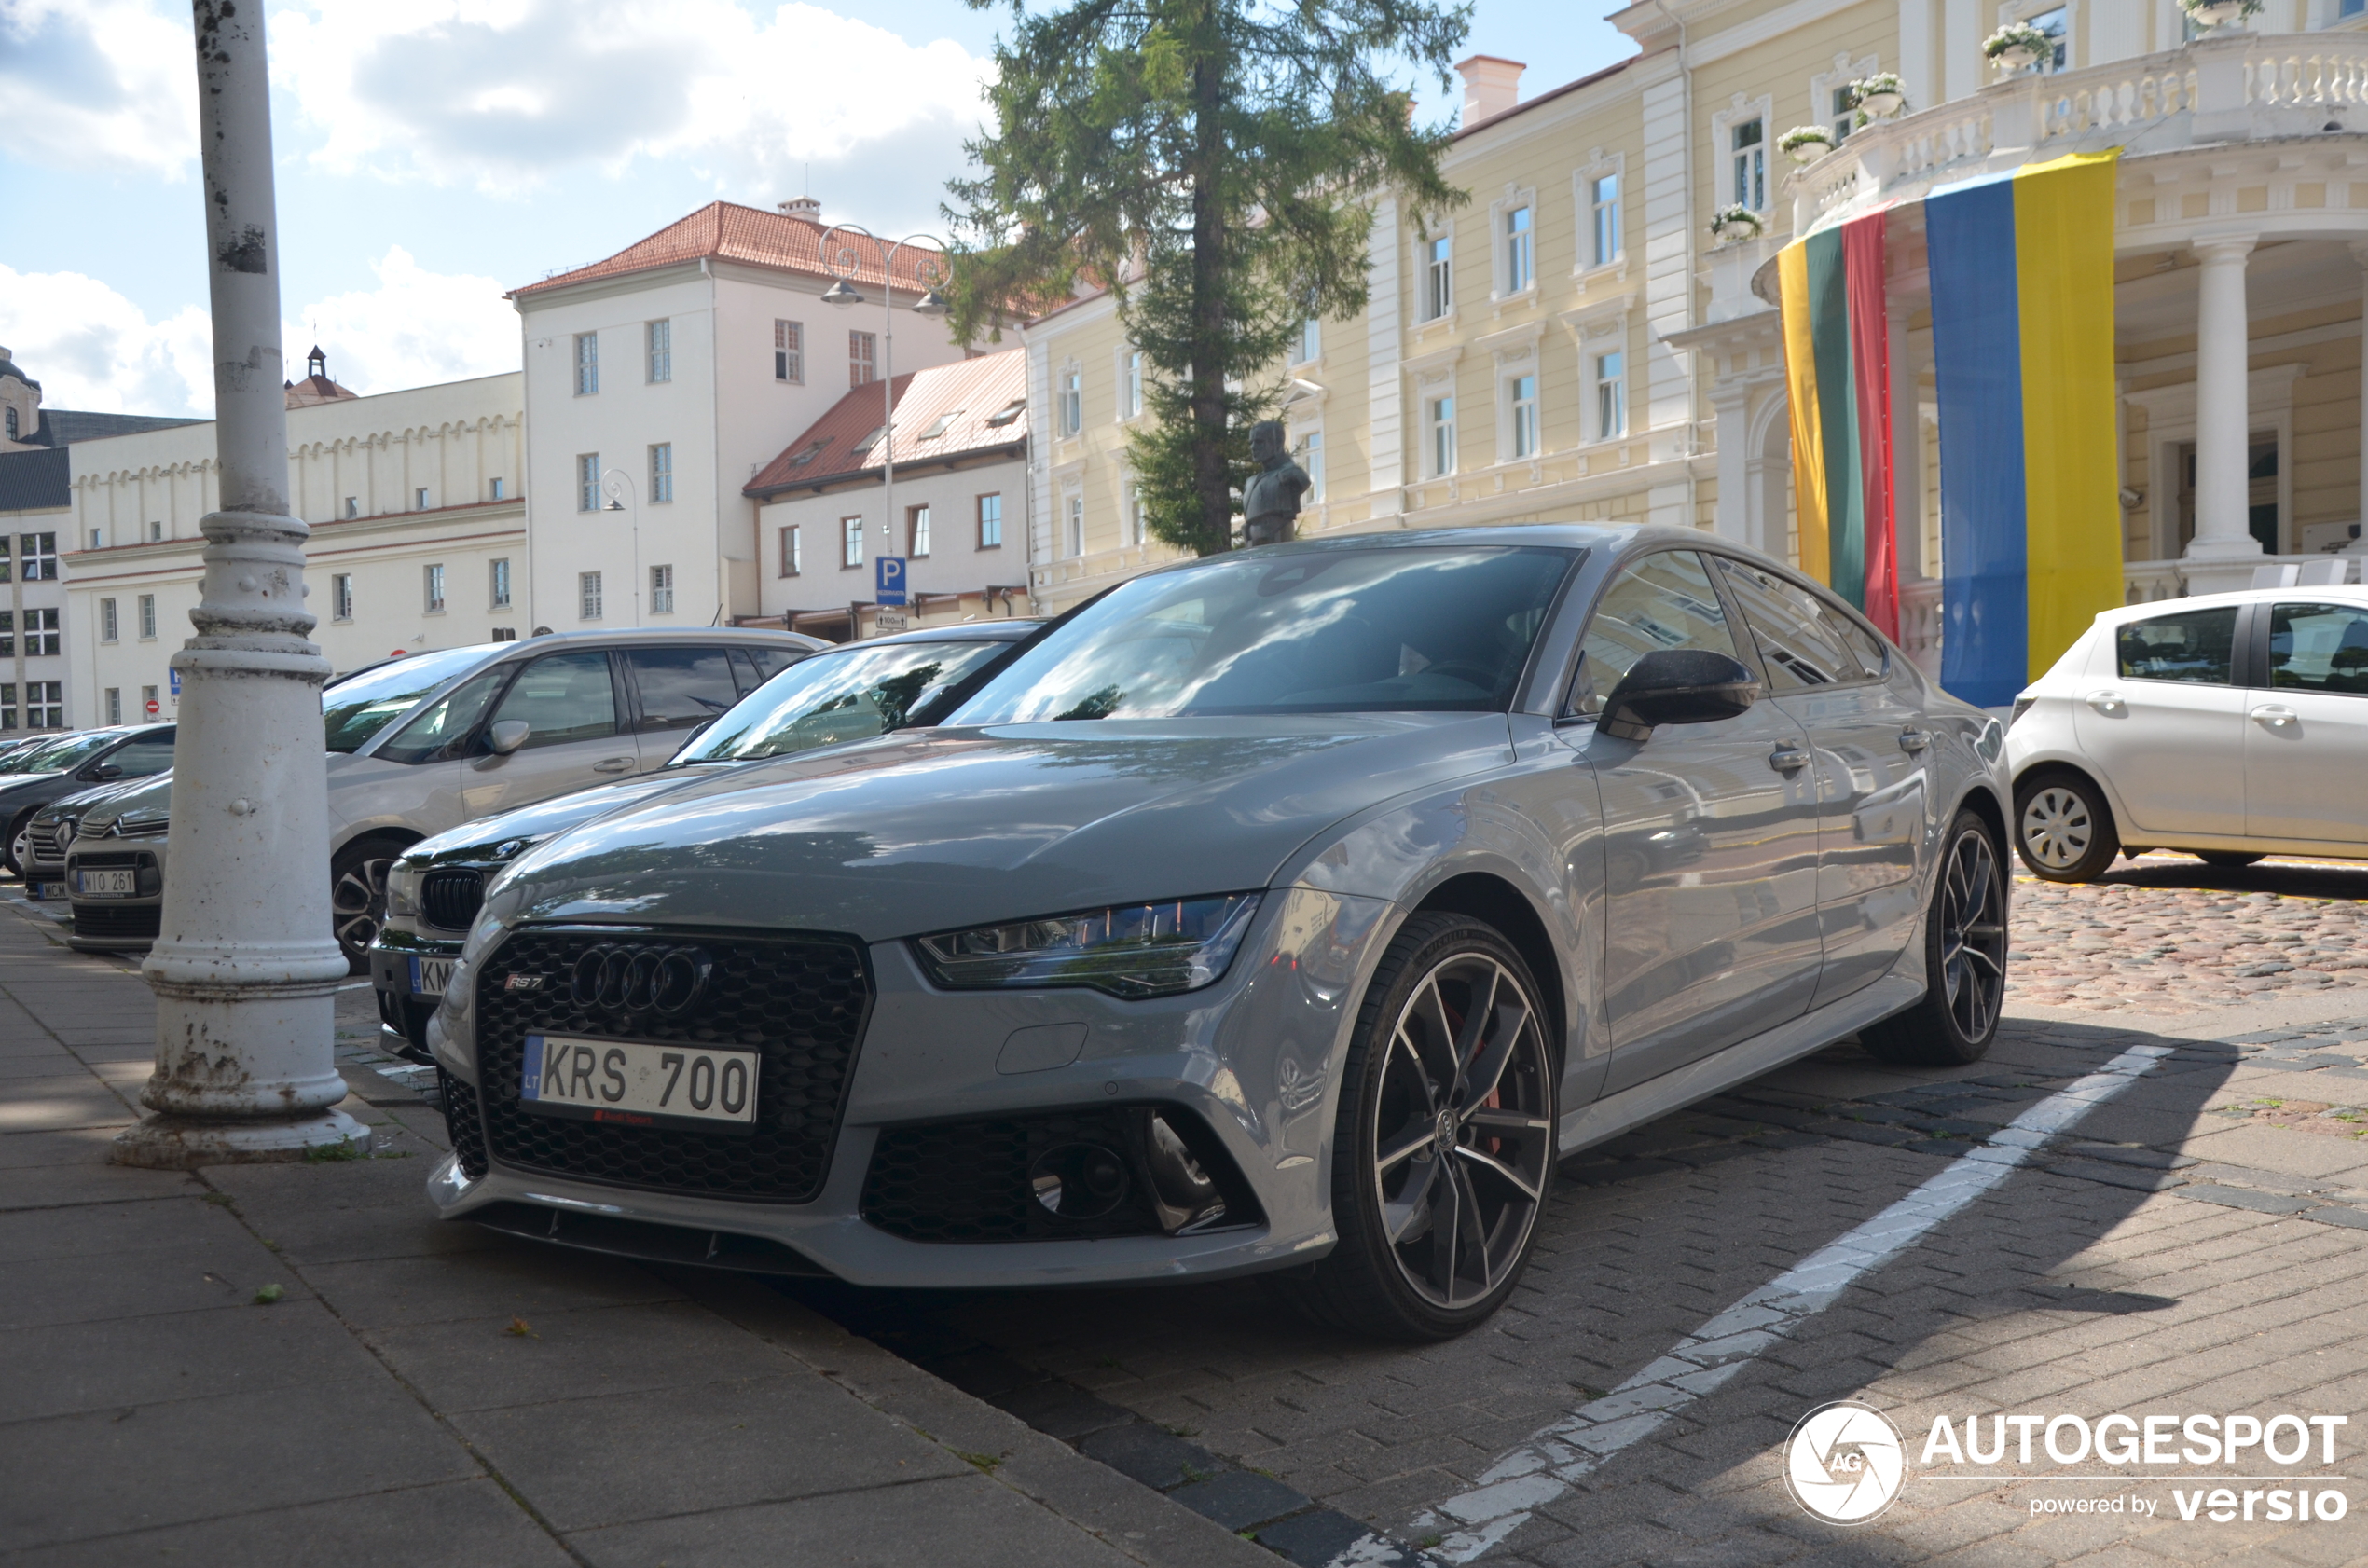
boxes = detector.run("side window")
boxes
[625,647,742,731]
[728,647,764,697]
[2116,607,2237,684]
[2268,601,2368,695]
[374,667,514,764]
[1713,557,1863,691]
[1570,551,1743,715]
[488,652,619,749]
[744,645,805,684]
[101,736,177,777]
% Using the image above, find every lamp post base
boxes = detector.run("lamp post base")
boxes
[110,1106,375,1170]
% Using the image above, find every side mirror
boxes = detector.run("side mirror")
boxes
[1598,650,1761,741]
[83,764,123,781]
[488,720,531,756]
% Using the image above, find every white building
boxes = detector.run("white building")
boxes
[508,199,971,637]
[744,348,1032,639]
[64,358,526,724]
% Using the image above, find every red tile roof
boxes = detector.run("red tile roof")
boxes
[745,349,1026,499]
[512,202,947,299]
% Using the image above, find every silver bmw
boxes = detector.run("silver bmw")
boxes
[427,526,2009,1340]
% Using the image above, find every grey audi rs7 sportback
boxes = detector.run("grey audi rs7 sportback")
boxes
[426,525,2009,1340]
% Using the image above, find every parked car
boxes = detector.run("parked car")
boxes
[21,777,158,898]
[0,734,68,775]
[1,726,177,878]
[62,774,174,951]
[424,526,2008,1340]
[61,630,822,967]
[370,621,1041,1055]
[2008,585,2368,880]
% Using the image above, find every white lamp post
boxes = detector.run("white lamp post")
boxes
[601,467,642,627]
[114,0,364,1167]
[818,226,950,590]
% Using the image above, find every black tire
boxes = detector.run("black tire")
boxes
[329,839,406,977]
[3,809,34,878]
[2196,850,2265,868]
[2014,771,2119,883]
[1268,913,1558,1341]
[1863,809,2008,1067]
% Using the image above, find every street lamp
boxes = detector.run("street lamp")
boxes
[818,225,951,595]
[601,467,641,627]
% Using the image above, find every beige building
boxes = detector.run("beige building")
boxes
[64,362,526,723]
[1022,0,2368,667]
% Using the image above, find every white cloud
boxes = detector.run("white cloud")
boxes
[268,0,991,197]
[0,0,200,178]
[0,249,517,418]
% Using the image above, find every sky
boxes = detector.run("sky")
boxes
[0,0,1636,419]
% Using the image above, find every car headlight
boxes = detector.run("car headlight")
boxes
[914,893,1262,998]
[386,861,425,919]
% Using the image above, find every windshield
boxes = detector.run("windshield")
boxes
[678,639,1008,763]
[12,731,126,774]
[953,547,1576,722]
[323,646,498,753]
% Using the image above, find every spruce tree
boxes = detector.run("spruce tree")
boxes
[945,0,1469,556]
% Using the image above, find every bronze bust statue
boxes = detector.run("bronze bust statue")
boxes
[1240,420,1311,547]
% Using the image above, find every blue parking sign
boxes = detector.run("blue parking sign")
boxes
[169,667,182,697]
[875,555,908,607]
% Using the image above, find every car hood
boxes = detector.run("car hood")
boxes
[492,714,1515,942]
[409,768,725,867]
[0,770,63,797]
[80,772,174,830]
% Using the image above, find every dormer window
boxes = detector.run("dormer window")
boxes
[788,438,832,468]
[985,398,1026,428]
[918,410,961,440]
[853,426,887,459]
[4,407,15,438]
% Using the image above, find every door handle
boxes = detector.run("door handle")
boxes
[1897,727,1930,753]
[593,757,635,773]
[2251,704,2298,729]
[1769,745,1810,774]
[2085,690,2126,715]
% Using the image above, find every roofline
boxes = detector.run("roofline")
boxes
[744,437,1027,501]
[1452,55,1637,143]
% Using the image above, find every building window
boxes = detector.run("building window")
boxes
[1830,86,1856,144]
[105,688,121,725]
[1595,350,1627,439]
[27,681,62,729]
[649,442,673,503]
[2030,7,2068,69]
[775,320,804,383]
[1122,481,1145,546]
[1297,315,1321,365]
[332,574,353,622]
[650,563,674,614]
[21,532,57,580]
[0,613,11,656]
[489,476,505,501]
[909,504,931,557]
[23,609,59,656]
[977,493,1002,549]
[579,571,603,620]
[578,453,600,512]
[1504,205,1534,294]
[1429,395,1456,476]
[1059,364,1082,435]
[343,497,358,518]
[1425,233,1453,320]
[423,564,447,613]
[1065,493,1084,557]
[0,683,13,730]
[1124,350,1145,416]
[842,516,864,569]
[779,524,803,576]
[3,408,13,438]
[1301,430,1325,501]
[141,684,158,721]
[850,331,877,388]
[415,487,430,510]
[1590,173,1620,267]
[490,557,512,609]
[89,528,103,550]
[0,539,9,582]
[149,520,163,542]
[101,598,118,643]
[1732,117,1766,210]
[138,594,158,640]
[1509,375,1539,459]
[574,331,599,395]
[647,318,672,383]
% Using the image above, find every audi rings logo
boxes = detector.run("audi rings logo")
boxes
[1785,1401,1907,1525]
[569,944,714,1016]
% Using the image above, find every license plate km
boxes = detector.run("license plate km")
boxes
[520,1034,760,1134]
[408,956,456,996]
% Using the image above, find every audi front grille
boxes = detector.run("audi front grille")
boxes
[465,927,872,1204]
[420,868,487,932]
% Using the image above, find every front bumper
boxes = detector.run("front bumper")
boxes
[61,842,166,951]
[372,924,465,1054]
[427,887,1392,1289]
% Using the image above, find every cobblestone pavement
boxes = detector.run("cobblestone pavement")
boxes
[790,862,2368,1568]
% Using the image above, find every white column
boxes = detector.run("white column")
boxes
[114,0,360,1168]
[2182,235,2263,595]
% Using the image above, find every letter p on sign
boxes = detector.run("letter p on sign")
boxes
[875,556,907,607]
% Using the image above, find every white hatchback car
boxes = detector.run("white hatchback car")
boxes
[2007,584,2368,880]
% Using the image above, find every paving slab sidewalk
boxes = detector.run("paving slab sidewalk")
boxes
[0,892,1272,1568]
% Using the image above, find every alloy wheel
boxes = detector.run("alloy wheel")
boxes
[1370,952,1553,1311]
[1938,827,2007,1043]
[331,854,395,963]
[2018,785,2091,872]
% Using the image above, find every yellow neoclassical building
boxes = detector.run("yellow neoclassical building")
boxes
[1021,0,2368,669]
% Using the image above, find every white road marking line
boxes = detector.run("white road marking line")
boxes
[1376,1041,2174,1565]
